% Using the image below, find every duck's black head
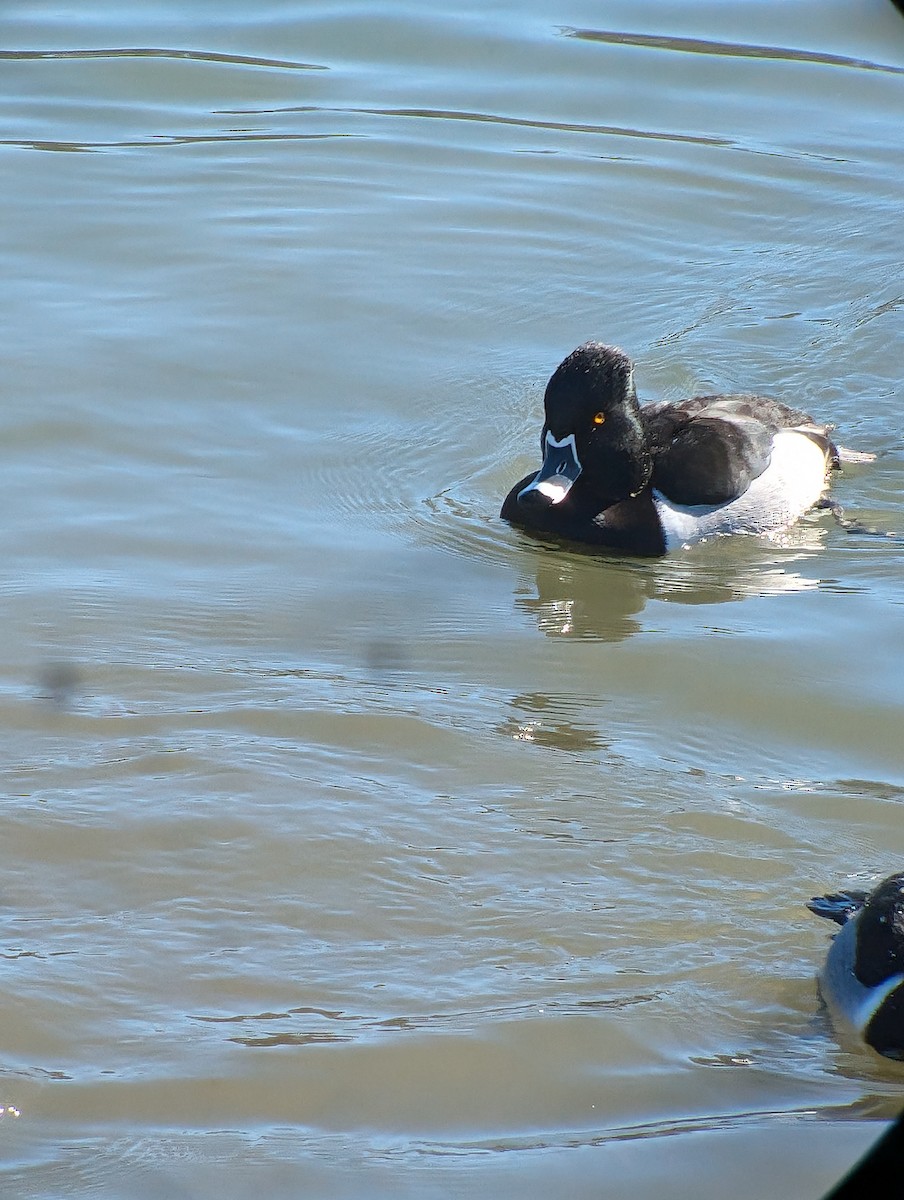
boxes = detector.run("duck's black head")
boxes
[516,343,652,511]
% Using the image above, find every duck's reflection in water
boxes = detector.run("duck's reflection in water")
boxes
[651,525,825,607]
[512,524,827,642]
[498,691,609,753]
[513,553,647,642]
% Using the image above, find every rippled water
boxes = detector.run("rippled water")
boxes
[2,1,904,1196]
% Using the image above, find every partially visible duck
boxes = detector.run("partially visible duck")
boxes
[501,342,841,555]
[808,872,904,1060]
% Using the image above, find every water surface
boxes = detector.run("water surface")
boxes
[2,1,904,1196]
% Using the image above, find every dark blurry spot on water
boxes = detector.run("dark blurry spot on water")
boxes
[36,660,81,708]
[363,639,410,676]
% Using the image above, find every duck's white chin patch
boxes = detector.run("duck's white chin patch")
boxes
[536,478,572,504]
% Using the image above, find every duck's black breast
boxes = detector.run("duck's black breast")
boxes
[641,394,829,507]
[850,871,904,987]
[865,986,904,1060]
[500,474,667,556]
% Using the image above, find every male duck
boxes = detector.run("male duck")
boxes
[808,872,904,1060]
[501,342,839,555]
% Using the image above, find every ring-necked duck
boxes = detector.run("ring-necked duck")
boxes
[808,872,904,1060]
[501,342,842,555]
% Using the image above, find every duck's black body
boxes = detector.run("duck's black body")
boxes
[808,872,904,1060]
[501,342,839,555]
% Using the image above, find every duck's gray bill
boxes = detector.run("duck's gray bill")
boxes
[517,431,582,505]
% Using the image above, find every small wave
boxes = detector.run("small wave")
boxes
[0,47,326,71]
[562,28,904,76]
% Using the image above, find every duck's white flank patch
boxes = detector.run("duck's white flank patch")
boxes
[820,915,904,1037]
[653,430,830,552]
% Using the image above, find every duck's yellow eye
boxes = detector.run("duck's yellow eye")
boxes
[593,411,606,426]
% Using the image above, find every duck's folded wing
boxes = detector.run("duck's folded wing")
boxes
[647,410,776,506]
